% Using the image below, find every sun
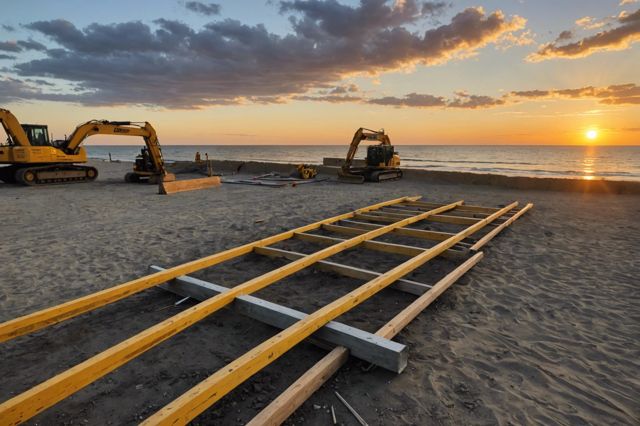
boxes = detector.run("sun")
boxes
[586,129,598,140]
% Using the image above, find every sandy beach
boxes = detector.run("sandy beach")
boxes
[0,160,638,425]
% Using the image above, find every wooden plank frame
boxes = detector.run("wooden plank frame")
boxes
[141,202,517,425]
[0,197,532,426]
[248,204,534,426]
[0,198,462,425]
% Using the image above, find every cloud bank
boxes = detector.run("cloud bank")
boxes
[528,8,640,61]
[295,82,640,109]
[1,1,527,108]
[367,91,506,108]
[511,83,640,105]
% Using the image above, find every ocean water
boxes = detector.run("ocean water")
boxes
[85,144,640,181]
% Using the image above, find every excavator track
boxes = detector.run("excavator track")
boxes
[14,164,98,186]
[370,169,403,182]
[0,165,20,183]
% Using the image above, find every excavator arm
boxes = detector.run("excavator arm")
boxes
[0,108,32,146]
[63,120,169,177]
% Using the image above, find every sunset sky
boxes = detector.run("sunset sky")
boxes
[1,0,639,145]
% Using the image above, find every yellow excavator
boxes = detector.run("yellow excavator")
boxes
[338,127,402,183]
[0,108,176,186]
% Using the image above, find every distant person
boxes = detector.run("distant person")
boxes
[195,151,202,162]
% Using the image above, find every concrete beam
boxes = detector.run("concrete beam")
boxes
[151,266,407,373]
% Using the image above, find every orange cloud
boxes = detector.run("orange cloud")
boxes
[299,83,640,108]
[527,8,640,61]
[511,83,640,104]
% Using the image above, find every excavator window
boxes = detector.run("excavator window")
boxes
[22,125,51,146]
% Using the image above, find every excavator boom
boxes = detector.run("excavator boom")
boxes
[0,108,34,147]
[63,120,169,179]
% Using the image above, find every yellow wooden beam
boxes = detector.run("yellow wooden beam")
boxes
[470,203,533,251]
[339,220,462,242]
[383,206,491,219]
[425,214,482,225]
[247,251,484,426]
[368,210,482,225]
[142,202,517,425]
[0,196,417,343]
[353,213,397,223]
[0,199,459,425]
[404,200,505,214]
[158,176,220,195]
[294,232,425,257]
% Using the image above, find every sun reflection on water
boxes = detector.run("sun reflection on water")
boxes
[581,146,597,180]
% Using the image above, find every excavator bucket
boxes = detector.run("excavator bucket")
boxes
[158,176,221,195]
[162,173,177,182]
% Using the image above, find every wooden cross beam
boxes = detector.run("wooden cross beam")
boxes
[382,205,491,218]
[338,219,474,245]
[293,231,468,260]
[361,211,482,225]
[253,246,432,296]
[403,200,503,214]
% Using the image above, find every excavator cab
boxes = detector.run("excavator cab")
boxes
[21,124,51,146]
[135,147,154,172]
[366,144,397,168]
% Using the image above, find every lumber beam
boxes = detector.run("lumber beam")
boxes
[425,214,482,225]
[339,220,475,246]
[367,211,482,225]
[403,200,502,214]
[295,232,424,256]
[294,231,468,260]
[0,195,418,343]
[158,176,221,195]
[383,206,491,219]
[254,246,432,296]
[247,251,485,426]
[353,213,398,223]
[142,202,516,425]
[151,266,407,372]
[0,199,460,425]
[470,203,533,251]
